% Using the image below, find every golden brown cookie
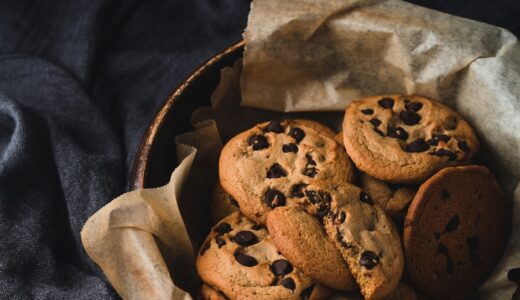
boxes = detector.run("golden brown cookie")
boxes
[329,282,417,300]
[343,95,479,184]
[266,206,357,291]
[220,119,354,224]
[403,165,508,299]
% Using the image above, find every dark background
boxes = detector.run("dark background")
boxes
[0,0,518,299]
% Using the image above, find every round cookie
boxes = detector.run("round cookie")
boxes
[359,172,416,220]
[403,165,508,299]
[266,206,357,291]
[343,95,479,184]
[210,182,240,224]
[220,119,354,224]
[196,212,327,300]
[314,182,404,300]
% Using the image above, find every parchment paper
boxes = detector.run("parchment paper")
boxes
[81,0,520,299]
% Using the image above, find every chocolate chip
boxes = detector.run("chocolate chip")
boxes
[251,224,263,231]
[467,235,480,266]
[399,110,421,125]
[369,118,382,127]
[231,231,258,246]
[282,143,298,153]
[306,154,316,166]
[444,215,460,233]
[360,192,374,205]
[373,127,385,137]
[248,135,268,150]
[267,163,287,179]
[281,278,296,291]
[289,127,305,143]
[229,196,240,208]
[303,167,318,178]
[264,189,286,208]
[316,204,330,218]
[405,139,429,152]
[214,222,232,235]
[271,259,293,276]
[458,140,471,153]
[199,241,210,256]
[234,251,258,267]
[361,108,374,115]
[378,97,394,109]
[405,101,423,112]
[216,237,226,248]
[508,268,520,282]
[305,190,331,205]
[264,120,284,133]
[387,183,402,191]
[430,149,457,161]
[300,285,315,300]
[428,134,451,146]
[359,250,380,270]
[291,183,308,198]
[387,126,408,140]
[442,189,450,199]
[334,211,346,225]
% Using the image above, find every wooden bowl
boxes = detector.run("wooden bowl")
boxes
[129,41,244,190]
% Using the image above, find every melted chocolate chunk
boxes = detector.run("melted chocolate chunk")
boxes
[216,236,226,248]
[281,278,296,291]
[405,139,430,153]
[430,149,457,161]
[303,167,318,178]
[229,196,240,208]
[199,241,210,256]
[248,135,269,150]
[360,192,374,205]
[300,285,315,300]
[361,108,374,115]
[291,183,308,198]
[373,128,385,137]
[387,126,408,140]
[271,259,293,276]
[267,163,287,179]
[316,204,330,218]
[458,140,471,153]
[214,222,232,235]
[282,143,298,153]
[467,235,481,266]
[399,110,421,125]
[231,231,258,246]
[306,153,316,166]
[428,134,451,146]
[405,101,423,111]
[251,224,263,231]
[378,98,394,109]
[444,215,460,233]
[264,189,286,208]
[305,190,331,205]
[264,120,284,133]
[234,251,258,267]
[442,189,450,199]
[369,118,382,127]
[289,127,305,143]
[359,250,380,270]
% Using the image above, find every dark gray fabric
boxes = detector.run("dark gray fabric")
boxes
[0,0,518,299]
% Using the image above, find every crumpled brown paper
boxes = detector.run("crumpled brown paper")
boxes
[81,0,520,299]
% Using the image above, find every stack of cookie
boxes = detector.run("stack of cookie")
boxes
[196,95,508,300]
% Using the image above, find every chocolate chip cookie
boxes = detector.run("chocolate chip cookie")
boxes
[329,282,417,300]
[343,95,479,183]
[196,212,329,300]
[359,172,416,221]
[266,206,357,291]
[210,182,240,224]
[403,165,508,299]
[315,182,404,300]
[220,119,354,224]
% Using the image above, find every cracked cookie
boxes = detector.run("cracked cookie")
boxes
[342,95,479,183]
[403,165,508,299]
[305,182,404,300]
[219,119,354,224]
[196,212,331,300]
[266,206,357,291]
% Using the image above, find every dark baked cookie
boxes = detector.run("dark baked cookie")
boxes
[343,95,479,183]
[196,212,329,300]
[308,182,404,300]
[266,206,357,291]
[403,165,508,299]
[220,119,354,224]
[210,182,240,224]
[359,172,416,221]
